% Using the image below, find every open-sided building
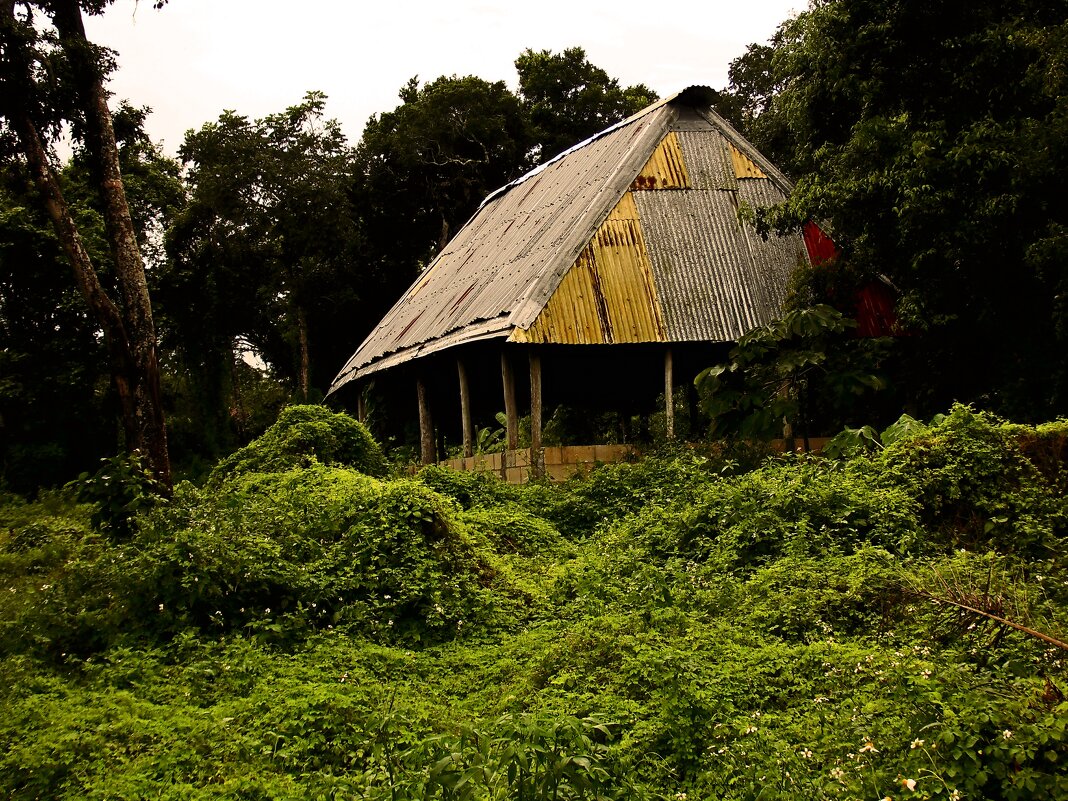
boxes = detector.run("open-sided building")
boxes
[330,86,827,479]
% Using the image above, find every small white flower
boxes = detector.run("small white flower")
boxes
[158,603,164,612]
[830,767,845,782]
[949,790,961,801]
[800,748,813,759]
[743,725,758,735]
[265,607,271,614]
[910,738,924,749]
[902,777,917,791]
[859,741,878,753]
[1002,729,1013,740]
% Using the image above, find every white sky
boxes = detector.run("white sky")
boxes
[84,0,802,156]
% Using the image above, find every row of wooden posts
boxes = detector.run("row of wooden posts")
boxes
[354,347,680,479]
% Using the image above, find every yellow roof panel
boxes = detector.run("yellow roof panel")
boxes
[515,193,665,344]
[729,142,768,179]
[631,131,692,190]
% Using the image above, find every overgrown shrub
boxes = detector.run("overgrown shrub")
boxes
[209,404,390,484]
[416,463,520,510]
[869,405,1068,556]
[514,454,723,539]
[67,451,162,537]
[130,466,514,645]
[2,405,1067,800]
[617,457,924,573]
[0,493,116,658]
[462,505,570,557]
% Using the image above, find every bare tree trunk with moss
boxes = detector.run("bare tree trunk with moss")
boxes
[1,0,172,489]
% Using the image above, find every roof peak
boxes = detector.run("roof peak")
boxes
[478,86,720,212]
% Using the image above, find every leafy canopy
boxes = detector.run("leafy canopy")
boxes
[716,0,1068,419]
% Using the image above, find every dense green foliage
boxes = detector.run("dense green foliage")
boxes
[165,92,359,401]
[516,47,657,162]
[2,405,1066,799]
[716,0,1068,419]
[208,405,389,484]
[695,305,890,441]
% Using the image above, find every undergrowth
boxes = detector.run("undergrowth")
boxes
[1,404,1065,799]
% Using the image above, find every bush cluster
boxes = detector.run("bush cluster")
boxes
[209,404,390,484]
[1,404,1065,800]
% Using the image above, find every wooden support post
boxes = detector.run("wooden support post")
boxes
[664,347,675,440]
[457,358,473,459]
[529,350,543,479]
[355,384,366,424]
[501,352,518,450]
[416,376,435,465]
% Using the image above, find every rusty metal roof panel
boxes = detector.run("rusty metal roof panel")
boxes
[730,142,769,179]
[517,192,666,344]
[630,132,691,190]
[332,106,673,387]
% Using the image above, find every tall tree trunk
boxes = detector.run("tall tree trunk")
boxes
[1,0,172,488]
[296,304,310,401]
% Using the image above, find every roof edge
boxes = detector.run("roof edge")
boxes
[328,318,512,393]
[697,106,794,195]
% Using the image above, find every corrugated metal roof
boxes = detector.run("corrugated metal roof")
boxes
[630,132,691,191]
[331,87,810,393]
[513,193,665,344]
[729,142,769,179]
[332,106,670,387]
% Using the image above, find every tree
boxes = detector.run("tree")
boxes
[515,47,658,163]
[709,36,798,175]
[695,306,888,445]
[0,0,172,486]
[0,161,111,490]
[166,93,361,403]
[0,101,182,490]
[352,74,532,293]
[720,0,1068,420]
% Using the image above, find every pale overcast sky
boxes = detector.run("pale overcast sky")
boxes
[84,0,802,156]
